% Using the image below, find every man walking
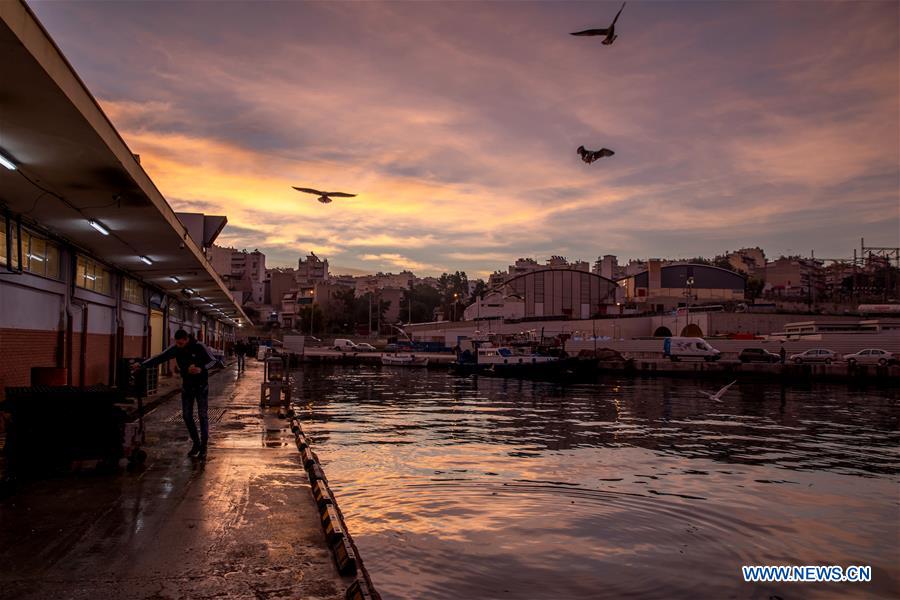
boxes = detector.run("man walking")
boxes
[135,329,217,459]
[234,339,247,373]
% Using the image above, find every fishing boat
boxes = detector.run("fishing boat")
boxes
[450,344,561,377]
[381,353,429,367]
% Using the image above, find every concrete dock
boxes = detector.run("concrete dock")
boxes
[0,361,348,600]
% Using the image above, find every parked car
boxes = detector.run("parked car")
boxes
[789,348,838,365]
[843,349,897,366]
[355,342,377,351]
[663,337,721,362]
[739,348,780,363]
[333,339,358,352]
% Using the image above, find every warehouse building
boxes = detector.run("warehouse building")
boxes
[0,1,248,398]
[619,261,746,311]
[466,268,621,321]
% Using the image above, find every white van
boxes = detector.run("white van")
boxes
[333,339,358,352]
[663,337,721,362]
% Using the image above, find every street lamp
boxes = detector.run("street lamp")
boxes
[453,292,459,321]
[309,289,316,336]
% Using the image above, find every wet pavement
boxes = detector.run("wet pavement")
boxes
[0,361,346,600]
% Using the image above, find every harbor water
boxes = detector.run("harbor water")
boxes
[292,365,899,599]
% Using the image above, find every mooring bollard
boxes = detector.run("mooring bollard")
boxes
[313,480,334,509]
[345,578,375,600]
[331,534,358,576]
[307,463,328,483]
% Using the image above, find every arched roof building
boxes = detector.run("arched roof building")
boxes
[620,262,746,310]
[467,268,620,321]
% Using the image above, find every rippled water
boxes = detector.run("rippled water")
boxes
[292,366,900,599]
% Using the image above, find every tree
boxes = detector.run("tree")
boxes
[401,284,442,323]
[436,271,469,321]
[296,304,325,335]
[469,279,487,304]
[713,257,738,272]
[745,276,765,300]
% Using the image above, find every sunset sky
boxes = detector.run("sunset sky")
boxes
[30,0,899,277]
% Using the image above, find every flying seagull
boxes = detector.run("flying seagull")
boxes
[570,2,626,45]
[577,145,615,164]
[292,187,357,204]
[698,380,737,403]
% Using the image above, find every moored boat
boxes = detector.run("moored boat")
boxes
[381,353,429,367]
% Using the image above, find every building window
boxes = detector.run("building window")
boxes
[0,215,9,268]
[76,255,112,295]
[123,277,144,305]
[0,219,60,279]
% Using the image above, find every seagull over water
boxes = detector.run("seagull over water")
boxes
[570,2,627,45]
[699,380,737,403]
[292,187,357,204]
[577,145,615,164]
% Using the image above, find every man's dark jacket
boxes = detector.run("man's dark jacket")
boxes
[140,339,218,386]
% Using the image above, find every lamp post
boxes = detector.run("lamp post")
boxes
[683,276,695,335]
[309,289,316,336]
[453,292,459,321]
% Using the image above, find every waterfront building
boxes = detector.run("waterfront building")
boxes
[266,267,297,306]
[724,247,766,274]
[592,255,618,280]
[466,268,620,321]
[619,261,746,310]
[297,252,329,285]
[0,2,247,397]
[207,246,266,306]
[763,256,825,299]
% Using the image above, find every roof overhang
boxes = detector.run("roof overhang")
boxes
[0,0,248,327]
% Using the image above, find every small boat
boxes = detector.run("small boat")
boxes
[381,353,429,367]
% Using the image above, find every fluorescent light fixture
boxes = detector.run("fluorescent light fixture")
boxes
[169,276,180,284]
[85,274,97,281]
[197,296,206,301]
[0,150,16,171]
[139,255,153,265]
[89,219,110,235]
[27,254,44,262]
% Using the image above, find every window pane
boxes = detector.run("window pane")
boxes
[10,226,19,269]
[0,216,6,266]
[76,256,87,288]
[97,268,110,295]
[45,243,59,279]
[27,236,46,275]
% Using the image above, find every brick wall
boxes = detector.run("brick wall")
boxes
[84,333,112,386]
[123,335,146,359]
[0,328,60,400]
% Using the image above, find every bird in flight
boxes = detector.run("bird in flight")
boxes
[570,2,626,45]
[577,145,615,164]
[698,380,737,403]
[292,187,357,204]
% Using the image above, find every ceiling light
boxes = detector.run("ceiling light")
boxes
[169,276,180,284]
[139,255,153,265]
[89,219,110,235]
[0,149,16,171]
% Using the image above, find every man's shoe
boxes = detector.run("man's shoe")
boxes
[198,444,208,460]
[187,442,201,457]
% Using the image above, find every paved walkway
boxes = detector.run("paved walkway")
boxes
[0,361,346,600]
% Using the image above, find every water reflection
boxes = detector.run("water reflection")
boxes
[293,366,899,599]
